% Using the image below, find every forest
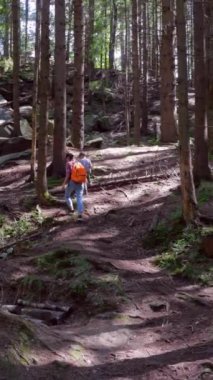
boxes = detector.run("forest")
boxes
[0,0,212,379]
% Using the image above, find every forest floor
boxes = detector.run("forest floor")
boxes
[0,144,213,380]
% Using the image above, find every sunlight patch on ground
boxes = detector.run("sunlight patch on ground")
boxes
[110,258,161,274]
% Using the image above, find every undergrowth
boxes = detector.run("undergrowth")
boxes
[155,225,213,285]
[0,207,45,246]
[143,203,213,284]
[20,248,123,314]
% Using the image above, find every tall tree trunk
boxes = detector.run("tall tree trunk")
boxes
[151,0,158,78]
[4,1,9,58]
[53,0,66,177]
[24,0,29,63]
[193,0,211,181]
[109,0,117,70]
[85,0,95,76]
[36,0,50,203]
[30,0,41,182]
[12,0,20,136]
[66,0,73,62]
[71,0,85,149]
[176,0,197,224]
[9,7,13,57]
[160,0,177,143]
[141,0,148,134]
[206,0,213,153]
[132,0,141,144]
[124,0,130,144]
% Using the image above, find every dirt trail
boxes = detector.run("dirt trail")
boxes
[0,145,212,380]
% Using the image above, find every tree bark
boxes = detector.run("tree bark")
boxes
[52,0,66,177]
[132,0,141,144]
[124,0,130,144]
[141,0,148,134]
[206,0,213,153]
[12,0,21,136]
[71,0,85,149]
[160,0,177,143]
[66,0,73,62]
[30,0,41,182]
[3,0,9,58]
[24,0,29,63]
[85,0,95,76]
[109,0,117,70]
[193,0,211,181]
[36,0,50,203]
[176,0,197,224]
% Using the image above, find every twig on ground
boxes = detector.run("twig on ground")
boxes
[116,188,130,201]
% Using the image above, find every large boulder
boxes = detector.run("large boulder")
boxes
[0,124,14,138]
[0,95,7,106]
[85,137,103,149]
[0,107,13,127]
[48,119,54,135]
[19,105,33,120]
[20,119,32,140]
[0,137,31,156]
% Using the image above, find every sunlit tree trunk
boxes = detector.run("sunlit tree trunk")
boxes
[71,0,85,149]
[176,0,197,224]
[160,0,177,143]
[132,0,141,144]
[53,0,66,177]
[193,0,211,181]
[12,0,21,136]
[36,0,50,203]
[30,0,41,182]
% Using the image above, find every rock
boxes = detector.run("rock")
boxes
[0,95,7,106]
[19,105,32,120]
[0,124,14,138]
[200,235,213,258]
[0,137,31,156]
[48,119,54,135]
[0,150,31,166]
[85,137,103,149]
[20,119,32,140]
[93,166,110,176]
[0,107,13,129]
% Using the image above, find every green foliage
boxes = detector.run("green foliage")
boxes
[0,208,45,245]
[0,214,5,227]
[197,182,213,205]
[143,219,184,250]
[0,58,13,73]
[35,247,122,310]
[20,275,45,293]
[47,177,62,189]
[155,226,213,285]
[146,137,160,146]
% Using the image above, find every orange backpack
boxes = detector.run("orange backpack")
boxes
[71,162,87,183]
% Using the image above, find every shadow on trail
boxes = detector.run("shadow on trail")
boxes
[0,340,212,380]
